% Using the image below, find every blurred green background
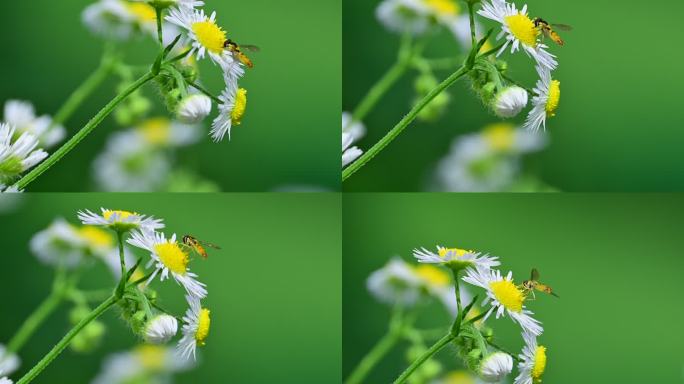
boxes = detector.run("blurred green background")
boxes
[0,0,340,191]
[343,0,684,191]
[0,193,341,382]
[344,193,684,383]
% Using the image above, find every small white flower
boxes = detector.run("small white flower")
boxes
[0,344,20,377]
[478,0,557,70]
[144,314,179,344]
[177,297,211,360]
[210,87,247,142]
[78,208,164,232]
[30,218,89,268]
[342,132,363,168]
[413,246,500,271]
[0,123,48,184]
[376,0,462,36]
[176,94,212,123]
[92,344,195,384]
[479,352,513,382]
[342,112,365,143]
[3,100,65,148]
[514,332,547,384]
[492,86,528,118]
[463,267,543,336]
[127,230,207,299]
[93,140,170,192]
[0,377,12,384]
[523,66,560,132]
[367,258,423,307]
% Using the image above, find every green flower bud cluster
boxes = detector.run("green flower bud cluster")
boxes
[156,63,198,116]
[69,306,106,353]
[413,72,451,122]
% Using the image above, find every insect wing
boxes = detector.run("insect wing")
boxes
[551,23,573,31]
[198,239,222,250]
[530,268,540,281]
[240,44,260,52]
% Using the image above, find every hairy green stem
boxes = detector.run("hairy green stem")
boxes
[115,231,126,299]
[155,7,164,48]
[392,334,454,384]
[16,295,118,384]
[14,71,156,189]
[342,65,469,181]
[345,309,405,384]
[188,81,223,104]
[6,293,62,354]
[487,339,521,362]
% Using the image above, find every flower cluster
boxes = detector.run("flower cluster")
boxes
[91,344,195,384]
[434,123,547,192]
[342,112,366,168]
[0,122,47,189]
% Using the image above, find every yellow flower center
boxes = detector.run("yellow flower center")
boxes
[545,80,561,117]
[438,247,472,258]
[443,371,476,384]
[134,344,166,371]
[138,117,171,145]
[413,265,450,287]
[78,226,114,248]
[483,123,515,152]
[489,279,524,312]
[125,2,156,23]
[154,242,188,275]
[504,14,538,47]
[231,88,247,125]
[423,0,460,16]
[532,345,547,380]
[195,308,211,346]
[191,20,227,54]
[102,210,136,222]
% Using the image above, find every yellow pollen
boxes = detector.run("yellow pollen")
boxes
[78,226,114,248]
[125,2,156,23]
[413,265,450,287]
[483,123,515,151]
[138,117,171,145]
[423,0,460,16]
[504,14,538,47]
[191,20,227,54]
[134,345,166,371]
[532,345,547,380]
[154,242,188,275]
[195,308,211,346]
[231,88,247,125]
[438,247,472,258]
[489,279,524,312]
[102,210,136,222]
[545,80,561,117]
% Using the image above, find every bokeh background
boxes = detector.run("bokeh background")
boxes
[0,193,341,383]
[343,0,684,191]
[0,0,340,191]
[344,193,684,383]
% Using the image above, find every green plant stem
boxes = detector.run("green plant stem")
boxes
[342,65,469,181]
[188,81,223,104]
[115,231,126,299]
[345,309,405,384]
[51,59,114,129]
[16,295,118,384]
[348,35,414,126]
[6,293,61,354]
[155,7,164,48]
[392,334,454,384]
[453,270,462,315]
[467,1,477,47]
[487,339,521,362]
[14,71,156,190]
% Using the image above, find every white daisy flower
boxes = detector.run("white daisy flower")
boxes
[0,123,48,185]
[478,0,557,70]
[523,66,560,132]
[0,344,20,376]
[92,344,195,384]
[342,132,363,168]
[514,332,547,384]
[30,218,115,268]
[165,7,236,69]
[78,208,164,233]
[177,297,211,360]
[3,100,65,148]
[93,139,170,193]
[479,352,513,382]
[83,0,155,39]
[144,314,179,344]
[376,0,462,36]
[462,267,543,336]
[134,117,201,148]
[413,246,500,271]
[0,377,12,384]
[176,94,212,124]
[210,87,247,142]
[127,230,207,299]
[342,112,366,143]
[412,263,473,317]
[492,86,528,118]
[221,53,246,91]
[367,258,423,307]
[434,123,546,192]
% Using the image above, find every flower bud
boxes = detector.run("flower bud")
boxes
[176,94,212,123]
[492,86,528,118]
[143,314,178,344]
[478,352,513,382]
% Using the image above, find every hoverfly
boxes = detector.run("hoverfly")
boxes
[223,39,260,69]
[182,235,221,260]
[520,268,559,299]
[533,18,572,46]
